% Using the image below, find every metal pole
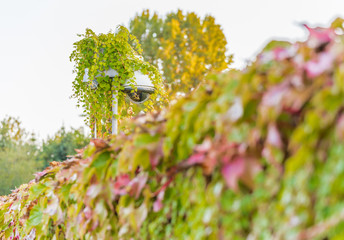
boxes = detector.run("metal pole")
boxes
[94,119,97,138]
[112,90,118,135]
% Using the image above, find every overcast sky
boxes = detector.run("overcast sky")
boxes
[0,0,343,139]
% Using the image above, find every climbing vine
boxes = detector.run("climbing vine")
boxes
[3,18,344,240]
[70,26,166,138]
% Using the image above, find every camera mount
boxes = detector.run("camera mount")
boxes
[83,68,156,135]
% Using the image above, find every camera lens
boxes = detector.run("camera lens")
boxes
[123,85,155,103]
[126,91,150,103]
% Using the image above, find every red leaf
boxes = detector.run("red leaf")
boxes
[149,151,160,169]
[304,24,335,47]
[153,190,165,212]
[305,51,334,78]
[221,157,245,191]
[34,170,48,181]
[90,139,109,149]
[128,174,148,199]
[272,47,290,61]
[83,206,92,220]
[149,141,163,168]
[113,174,130,196]
[117,174,130,186]
[187,153,205,165]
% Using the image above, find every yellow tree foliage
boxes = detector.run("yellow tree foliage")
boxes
[130,9,232,97]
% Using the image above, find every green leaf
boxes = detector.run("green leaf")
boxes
[27,204,43,227]
[91,151,111,177]
[133,149,150,170]
[28,183,47,201]
[60,183,72,203]
[134,134,159,147]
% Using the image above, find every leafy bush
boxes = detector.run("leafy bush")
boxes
[1,18,344,239]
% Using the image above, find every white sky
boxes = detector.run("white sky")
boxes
[0,0,343,139]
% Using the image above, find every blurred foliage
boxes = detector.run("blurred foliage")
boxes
[130,9,232,97]
[0,117,89,196]
[0,117,41,196]
[2,18,344,239]
[0,117,28,150]
[0,144,40,196]
[36,126,89,167]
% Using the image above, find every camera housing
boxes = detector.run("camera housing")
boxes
[123,71,155,103]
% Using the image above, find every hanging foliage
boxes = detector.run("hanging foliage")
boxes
[2,18,344,239]
[70,26,166,137]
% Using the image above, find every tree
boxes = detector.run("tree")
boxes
[130,9,232,96]
[0,144,40,195]
[36,126,89,167]
[0,117,41,195]
[0,117,89,195]
[0,116,28,150]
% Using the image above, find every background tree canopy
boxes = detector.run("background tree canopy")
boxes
[130,9,232,96]
[36,126,89,167]
[0,117,41,195]
[0,117,89,195]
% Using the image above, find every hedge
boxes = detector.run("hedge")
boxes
[1,18,344,239]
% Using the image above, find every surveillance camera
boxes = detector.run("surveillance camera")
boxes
[83,68,156,103]
[123,71,155,104]
[124,85,155,103]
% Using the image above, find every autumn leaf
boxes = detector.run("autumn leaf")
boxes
[221,157,245,191]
